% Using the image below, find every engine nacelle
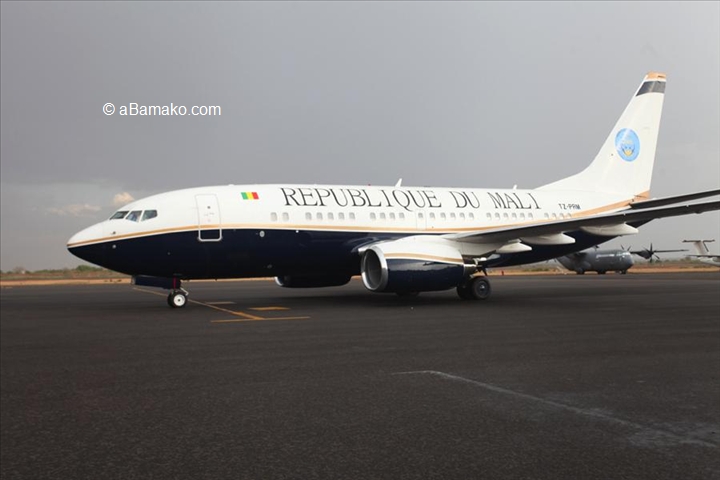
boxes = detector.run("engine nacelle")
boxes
[360,237,475,293]
[275,274,352,288]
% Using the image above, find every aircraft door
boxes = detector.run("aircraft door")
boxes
[196,194,222,242]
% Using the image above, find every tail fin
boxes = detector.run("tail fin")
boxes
[682,239,714,255]
[539,72,666,198]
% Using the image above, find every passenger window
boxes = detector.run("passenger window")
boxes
[338,212,345,220]
[380,213,386,220]
[126,210,142,222]
[272,213,279,222]
[450,213,456,219]
[399,213,405,220]
[110,211,129,220]
[349,213,356,220]
[317,212,323,221]
[141,210,157,221]
[282,213,289,221]
[486,213,492,220]
[512,213,517,219]
[430,213,436,220]
[459,212,465,220]
[469,213,474,220]
[441,213,446,220]
[370,213,376,220]
[328,212,334,221]
[305,212,311,221]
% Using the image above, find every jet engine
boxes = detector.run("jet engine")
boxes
[360,237,476,293]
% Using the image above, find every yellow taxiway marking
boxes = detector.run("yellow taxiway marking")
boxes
[133,287,264,320]
[189,300,263,320]
[133,288,309,321]
[211,316,310,323]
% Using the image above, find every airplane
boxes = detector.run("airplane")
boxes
[555,244,687,275]
[67,72,720,308]
[682,239,720,266]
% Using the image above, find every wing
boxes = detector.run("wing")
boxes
[628,189,720,210]
[444,199,720,245]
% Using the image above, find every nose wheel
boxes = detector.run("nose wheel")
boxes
[167,289,188,308]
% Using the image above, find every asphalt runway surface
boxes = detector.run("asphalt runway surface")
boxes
[2,272,719,480]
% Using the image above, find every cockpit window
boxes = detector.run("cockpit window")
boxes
[141,210,158,221]
[110,211,129,220]
[126,210,142,222]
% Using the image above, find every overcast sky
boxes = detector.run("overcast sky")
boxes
[1,1,719,271]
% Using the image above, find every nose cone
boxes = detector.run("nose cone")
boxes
[67,223,107,265]
[67,223,105,249]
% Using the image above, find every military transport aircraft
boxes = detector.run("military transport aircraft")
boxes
[555,244,687,275]
[683,239,720,266]
[68,72,720,307]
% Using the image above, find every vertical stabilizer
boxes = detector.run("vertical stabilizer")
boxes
[539,72,666,199]
[683,239,714,255]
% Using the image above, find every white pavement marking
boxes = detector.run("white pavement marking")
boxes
[393,370,718,449]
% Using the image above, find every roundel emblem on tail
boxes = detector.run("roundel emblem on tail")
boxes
[615,128,640,162]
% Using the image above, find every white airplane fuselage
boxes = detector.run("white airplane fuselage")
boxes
[67,184,637,281]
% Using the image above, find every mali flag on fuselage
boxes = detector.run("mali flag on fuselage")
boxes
[241,192,259,200]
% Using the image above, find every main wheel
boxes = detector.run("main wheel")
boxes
[167,292,187,308]
[468,277,491,300]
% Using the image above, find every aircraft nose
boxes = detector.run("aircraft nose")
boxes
[67,223,107,265]
[67,223,105,249]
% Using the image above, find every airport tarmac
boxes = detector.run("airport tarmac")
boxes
[2,273,719,480]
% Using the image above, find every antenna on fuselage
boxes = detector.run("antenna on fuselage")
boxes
[395,178,403,187]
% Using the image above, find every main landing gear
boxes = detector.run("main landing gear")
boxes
[457,276,492,300]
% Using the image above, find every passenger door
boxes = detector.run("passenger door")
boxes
[196,194,222,242]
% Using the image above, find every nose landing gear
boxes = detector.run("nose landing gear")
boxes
[167,289,189,308]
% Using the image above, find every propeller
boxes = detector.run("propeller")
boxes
[634,243,669,262]
[629,244,688,262]
[647,243,661,263]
